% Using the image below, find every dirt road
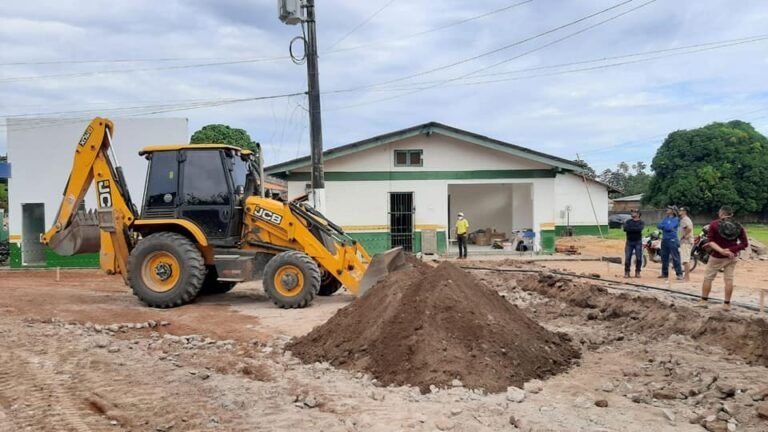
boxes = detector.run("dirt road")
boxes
[1,266,768,431]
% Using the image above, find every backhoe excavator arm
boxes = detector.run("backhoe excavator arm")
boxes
[41,117,137,279]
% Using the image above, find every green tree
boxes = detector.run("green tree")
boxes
[573,158,596,178]
[645,120,768,214]
[190,124,258,153]
[598,161,653,198]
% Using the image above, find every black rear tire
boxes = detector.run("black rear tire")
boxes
[318,271,342,296]
[263,251,320,309]
[199,267,237,295]
[127,232,206,308]
[690,255,698,272]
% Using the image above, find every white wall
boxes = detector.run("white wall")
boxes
[288,177,553,233]
[554,173,609,226]
[292,134,552,173]
[7,118,188,237]
[511,183,533,230]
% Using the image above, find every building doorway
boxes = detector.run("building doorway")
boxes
[389,192,413,251]
[21,203,45,265]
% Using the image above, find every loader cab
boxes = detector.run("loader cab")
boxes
[139,145,255,247]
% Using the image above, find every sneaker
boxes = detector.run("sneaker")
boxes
[695,299,708,308]
[722,303,732,311]
[634,272,641,278]
[657,275,668,279]
[624,272,630,278]
[675,275,684,281]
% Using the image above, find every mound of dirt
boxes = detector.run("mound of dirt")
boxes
[287,261,580,393]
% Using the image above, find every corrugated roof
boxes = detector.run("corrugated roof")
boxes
[265,122,586,175]
[613,193,643,201]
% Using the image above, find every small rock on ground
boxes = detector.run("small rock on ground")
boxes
[595,399,608,408]
[434,419,455,431]
[524,380,543,394]
[757,404,768,419]
[506,386,526,403]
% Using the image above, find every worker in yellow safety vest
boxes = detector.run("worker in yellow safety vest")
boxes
[455,212,470,259]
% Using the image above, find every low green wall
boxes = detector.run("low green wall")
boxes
[555,225,610,237]
[9,243,100,269]
[347,230,447,255]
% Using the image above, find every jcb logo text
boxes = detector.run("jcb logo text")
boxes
[97,180,112,208]
[254,207,282,225]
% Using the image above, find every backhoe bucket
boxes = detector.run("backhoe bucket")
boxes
[48,211,101,256]
[358,247,407,295]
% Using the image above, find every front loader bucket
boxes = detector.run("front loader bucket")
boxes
[48,211,101,256]
[358,247,407,296]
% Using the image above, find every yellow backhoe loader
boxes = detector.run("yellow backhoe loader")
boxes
[42,117,405,308]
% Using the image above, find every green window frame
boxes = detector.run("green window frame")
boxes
[394,149,423,167]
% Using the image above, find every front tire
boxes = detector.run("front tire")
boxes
[263,251,321,309]
[127,232,206,308]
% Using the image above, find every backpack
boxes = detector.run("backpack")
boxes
[718,218,742,241]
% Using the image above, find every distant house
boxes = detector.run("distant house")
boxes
[267,122,611,255]
[612,194,643,212]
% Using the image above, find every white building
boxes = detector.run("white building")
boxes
[6,117,188,267]
[266,122,610,255]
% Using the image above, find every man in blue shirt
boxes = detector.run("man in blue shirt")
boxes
[657,206,683,280]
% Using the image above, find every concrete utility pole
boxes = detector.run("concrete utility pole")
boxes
[304,0,325,213]
[278,0,325,212]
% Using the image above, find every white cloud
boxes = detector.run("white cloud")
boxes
[1,0,768,172]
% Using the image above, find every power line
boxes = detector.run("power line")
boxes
[366,34,768,92]
[2,1,534,68]
[0,55,289,83]
[0,91,306,132]
[325,0,398,52]
[329,0,655,110]
[0,55,283,67]
[339,0,636,93]
[327,0,535,54]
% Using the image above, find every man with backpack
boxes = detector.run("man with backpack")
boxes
[699,206,749,310]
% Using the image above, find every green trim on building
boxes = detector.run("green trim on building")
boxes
[554,225,610,237]
[9,243,100,269]
[285,169,557,182]
[539,229,555,255]
[346,230,447,255]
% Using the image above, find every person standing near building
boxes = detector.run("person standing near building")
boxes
[657,206,683,280]
[455,212,469,259]
[700,206,748,310]
[623,209,645,278]
[678,206,694,281]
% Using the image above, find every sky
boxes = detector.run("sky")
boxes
[1,0,767,172]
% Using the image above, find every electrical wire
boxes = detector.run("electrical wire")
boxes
[376,33,768,90]
[0,91,307,132]
[1,1,533,67]
[327,0,535,55]
[0,55,289,83]
[324,0,398,52]
[338,0,636,94]
[328,0,655,110]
